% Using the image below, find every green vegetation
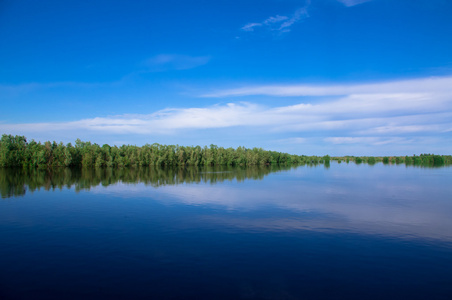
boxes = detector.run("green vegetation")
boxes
[367,157,376,165]
[0,134,314,168]
[1,134,450,169]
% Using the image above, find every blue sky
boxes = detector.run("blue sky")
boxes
[1,0,451,155]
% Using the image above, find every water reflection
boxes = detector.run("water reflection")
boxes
[2,164,452,244]
[0,164,299,198]
[2,163,452,300]
[91,164,452,244]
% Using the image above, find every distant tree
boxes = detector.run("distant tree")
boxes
[367,157,376,165]
[2,134,449,169]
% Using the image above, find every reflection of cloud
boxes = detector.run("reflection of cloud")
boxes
[90,165,452,243]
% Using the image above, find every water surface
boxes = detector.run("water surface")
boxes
[1,164,451,299]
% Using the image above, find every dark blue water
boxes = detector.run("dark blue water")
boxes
[1,164,452,299]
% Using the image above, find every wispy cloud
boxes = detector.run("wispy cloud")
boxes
[1,76,451,154]
[264,15,289,25]
[240,0,371,35]
[203,76,452,97]
[142,54,211,71]
[241,2,310,34]
[1,77,451,146]
[278,8,309,32]
[324,137,415,146]
[336,0,373,7]
[241,22,264,32]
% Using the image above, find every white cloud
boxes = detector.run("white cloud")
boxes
[324,137,415,146]
[363,125,444,135]
[241,3,310,34]
[143,54,210,71]
[263,15,288,25]
[278,8,309,32]
[336,0,373,7]
[2,76,451,151]
[203,76,452,97]
[240,0,371,35]
[241,22,263,32]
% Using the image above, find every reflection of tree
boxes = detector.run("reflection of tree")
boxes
[335,154,451,167]
[0,165,298,199]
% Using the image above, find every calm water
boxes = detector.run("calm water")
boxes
[1,163,451,299]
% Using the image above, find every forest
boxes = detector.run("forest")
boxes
[0,134,313,168]
[0,134,450,168]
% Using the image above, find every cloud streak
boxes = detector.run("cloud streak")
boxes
[1,76,451,154]
[240,0,372,35]
[203,76,452,97]
[241,3,310,33]
[336,0,373,7]
[278,8,309,32]
[1,76,451,151]
[142,54,211,71]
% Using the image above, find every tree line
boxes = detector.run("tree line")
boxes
[0,134,318,168]
[1,134,449,169]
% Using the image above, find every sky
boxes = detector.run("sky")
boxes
[1,0,451,155]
